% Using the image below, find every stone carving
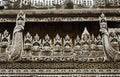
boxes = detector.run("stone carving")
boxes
[80,27,90,61]
[24,32,32,57]
[110,31,119,51]
[63,34,73,56]
[0,30,11,61]
[96,35,105,62]
[0,12,120,62]
[99,13,120,62]
[74,35,81,57]
[32,34,41,56]
[99,13,107,29]
[53,34,62,56]
[41,34,52,56]
[10,11,25,61]
[1,30,10,53]
[89,34,97,62]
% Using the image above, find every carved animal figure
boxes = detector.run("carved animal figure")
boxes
[10,11,25,61]
[100,28,120,62]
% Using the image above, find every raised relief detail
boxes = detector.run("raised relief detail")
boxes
[0,12,120,62]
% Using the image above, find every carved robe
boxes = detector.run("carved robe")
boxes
[10,24,24,61]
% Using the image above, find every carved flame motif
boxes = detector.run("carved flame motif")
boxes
[23,32,32,57]
[64,34,72,52]
[32,34,41,56]
[53,34,62,52]
[74,35,81,51]
[42,34,52,56]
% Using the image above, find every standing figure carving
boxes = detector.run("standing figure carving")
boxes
[10,11,25,61]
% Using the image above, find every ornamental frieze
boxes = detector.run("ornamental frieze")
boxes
[0,10,120,76]
[0,11,119,63]
[0,17,120,22]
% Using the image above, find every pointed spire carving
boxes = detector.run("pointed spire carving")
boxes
[33,34,41,47]
[96,35,102,45]
[1,30,10,43]
[74,35,81,54]
[90,34,96,44]
[31,34,41,56]
[81,27,90,42]
[99,13,107,23]
[23,32,33,57]
[24,32,32,44]
[54,34,62,47]
[74,35,81,46]
[53,34,62,56]
[63,34,72,53]
[42,34,52,56]
[99,13,107,29]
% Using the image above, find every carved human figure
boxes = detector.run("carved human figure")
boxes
[41,34,52,56]
[53,34,62,56]
[32,34,41,56]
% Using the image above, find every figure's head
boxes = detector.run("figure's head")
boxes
[100,28,109,35]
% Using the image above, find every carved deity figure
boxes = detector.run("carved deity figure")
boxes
[41,34,52,56]
[32,34,41,56]
[10,11,25,61]
[89,34,97,60]
[74,35,81,57]
[110,32,119,51]
[53,34,62,56]
[24,32,32,57]
[0,30,10,53]
[80,27,90,61]
[0,30,11,61]
[95,35,105,62]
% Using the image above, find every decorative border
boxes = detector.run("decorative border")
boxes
[0,69,120,74]
[0,17,120,22]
